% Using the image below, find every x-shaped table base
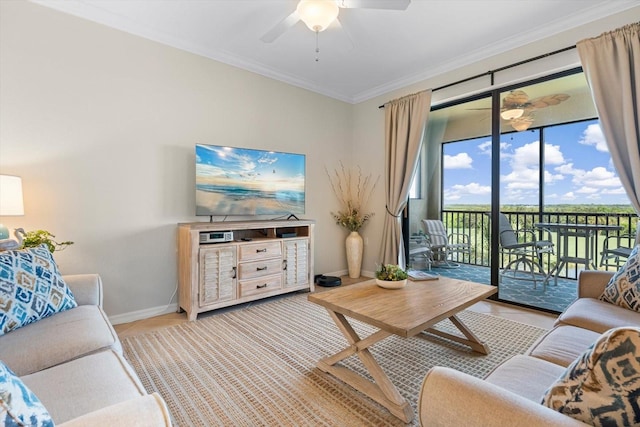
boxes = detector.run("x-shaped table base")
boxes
[317,310,490,423]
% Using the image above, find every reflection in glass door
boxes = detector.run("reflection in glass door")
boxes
[407,95,493,286]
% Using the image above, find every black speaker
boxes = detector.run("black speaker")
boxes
[314,275,341,287]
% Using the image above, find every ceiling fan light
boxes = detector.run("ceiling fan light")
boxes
[511,116,534,132]
[297,0,339,32]
[500,108,524,120]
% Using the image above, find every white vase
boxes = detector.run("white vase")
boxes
[345,231,363,278]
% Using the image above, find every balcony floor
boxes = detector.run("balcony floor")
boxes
[424,263,578,313]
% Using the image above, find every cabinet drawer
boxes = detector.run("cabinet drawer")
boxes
[239,274,282,298]
[238,258,283,280]
[238,241,282,261]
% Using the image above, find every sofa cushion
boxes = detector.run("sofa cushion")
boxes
[526,325,601,367]
[0,305,121,376]
[600,245,640,311]
[556,297,640,333]
[541,327,640,426]
[21,349,147,424]
[0,244,77,335]
[0,360,53,427]
[485,354,566,402]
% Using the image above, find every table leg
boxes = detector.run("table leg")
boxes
[422,314,490,355]
[316,309,414,423]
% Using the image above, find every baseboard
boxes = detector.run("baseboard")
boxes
[109,303,179,325]
[110,270,374,325]
[322,269,375,279]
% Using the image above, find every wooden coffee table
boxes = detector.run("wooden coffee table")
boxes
[307,277,497,422]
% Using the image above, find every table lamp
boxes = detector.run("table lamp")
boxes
[0,175,24,239]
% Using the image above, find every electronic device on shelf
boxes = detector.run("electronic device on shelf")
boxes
[195,144,306,217]
[199,231,233,244]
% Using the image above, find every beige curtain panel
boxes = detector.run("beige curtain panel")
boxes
[379,90,432,267]
[577,22,640,214]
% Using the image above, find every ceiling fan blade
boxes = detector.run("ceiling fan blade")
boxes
[338,0,411,10]
[260,10,300,43]
[528,94,570,109]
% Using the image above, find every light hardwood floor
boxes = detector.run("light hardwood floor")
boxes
[114,275,557,339]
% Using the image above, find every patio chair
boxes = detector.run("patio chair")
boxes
[600,221,640,268]
[408,232,433,271]
[421,219,470,267]
[497,213,554,290]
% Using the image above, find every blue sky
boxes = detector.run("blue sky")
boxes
[196,144,305,191]
[442,119,630,206]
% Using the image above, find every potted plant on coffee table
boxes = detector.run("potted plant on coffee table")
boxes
[375,264,409,289]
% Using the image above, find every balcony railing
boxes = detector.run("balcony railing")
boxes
[438,210,638,280]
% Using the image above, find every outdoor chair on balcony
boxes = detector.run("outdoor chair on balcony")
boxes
[497,213,554,290]
[409,232,433,271]
[600,221,640,268]
[421,219,470,268]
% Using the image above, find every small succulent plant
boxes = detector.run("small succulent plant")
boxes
[375,264,408,281]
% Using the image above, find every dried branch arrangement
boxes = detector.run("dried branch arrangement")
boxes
[326,162,379,232]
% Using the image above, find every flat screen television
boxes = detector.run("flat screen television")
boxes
[196,144,305,217]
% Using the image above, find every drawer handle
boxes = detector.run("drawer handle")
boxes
[256,248,267,253]
[256,283,268,289]
[256,266,268,271]
[232,266,237,279]
[283,259,287,271]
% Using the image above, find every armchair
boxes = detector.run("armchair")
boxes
[421,219,470,267]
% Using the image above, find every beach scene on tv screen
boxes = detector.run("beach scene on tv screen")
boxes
[196,144,305,216]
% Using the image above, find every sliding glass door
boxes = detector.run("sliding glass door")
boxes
[407,68,632,313]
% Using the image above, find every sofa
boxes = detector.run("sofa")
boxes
[418,269,640,426]
[0,272,172,426]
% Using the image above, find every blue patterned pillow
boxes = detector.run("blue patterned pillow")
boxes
[0,360,53,426]
[541,327,640,426]
[0,244,77,336]
[600,245,640,311]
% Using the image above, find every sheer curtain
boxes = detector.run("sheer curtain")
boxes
[577,22,640,214]
[379,91,432,267]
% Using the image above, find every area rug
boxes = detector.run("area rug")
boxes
[121,293,547,426]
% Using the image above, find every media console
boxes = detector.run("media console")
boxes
[177,219,315,321]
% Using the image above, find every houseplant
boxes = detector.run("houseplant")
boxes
[326,162,379,278]
[375,264,409,289]
[21,229,73,253]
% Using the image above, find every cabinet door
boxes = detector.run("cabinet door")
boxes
[283,239,309,288]
[199,245,237,305]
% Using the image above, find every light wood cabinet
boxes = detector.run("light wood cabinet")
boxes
[178,219,314,320]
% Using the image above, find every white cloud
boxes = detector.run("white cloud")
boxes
[553,164,623,191]
[444,152,473,169]
[478,140,509,157]
[444,182,491,200]
[576,186,599,194]
[579,167,621,188]
[579,124,609,153]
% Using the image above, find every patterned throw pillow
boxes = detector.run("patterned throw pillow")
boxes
[541,327,640,426]
[0,360,54,427]
[600,245,640,311]
[0,244,77,336]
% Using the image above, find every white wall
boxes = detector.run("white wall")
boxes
[0,1,353,321]
[351,7,640,274]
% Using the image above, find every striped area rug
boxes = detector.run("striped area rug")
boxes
[122,293,547,426]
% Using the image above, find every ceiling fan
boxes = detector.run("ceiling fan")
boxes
[498,90,570,131]
[470,90,570,131]
[260,0,411,44]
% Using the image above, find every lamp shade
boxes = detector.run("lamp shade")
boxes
[297,0,339,32]
[0,175,25,216]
